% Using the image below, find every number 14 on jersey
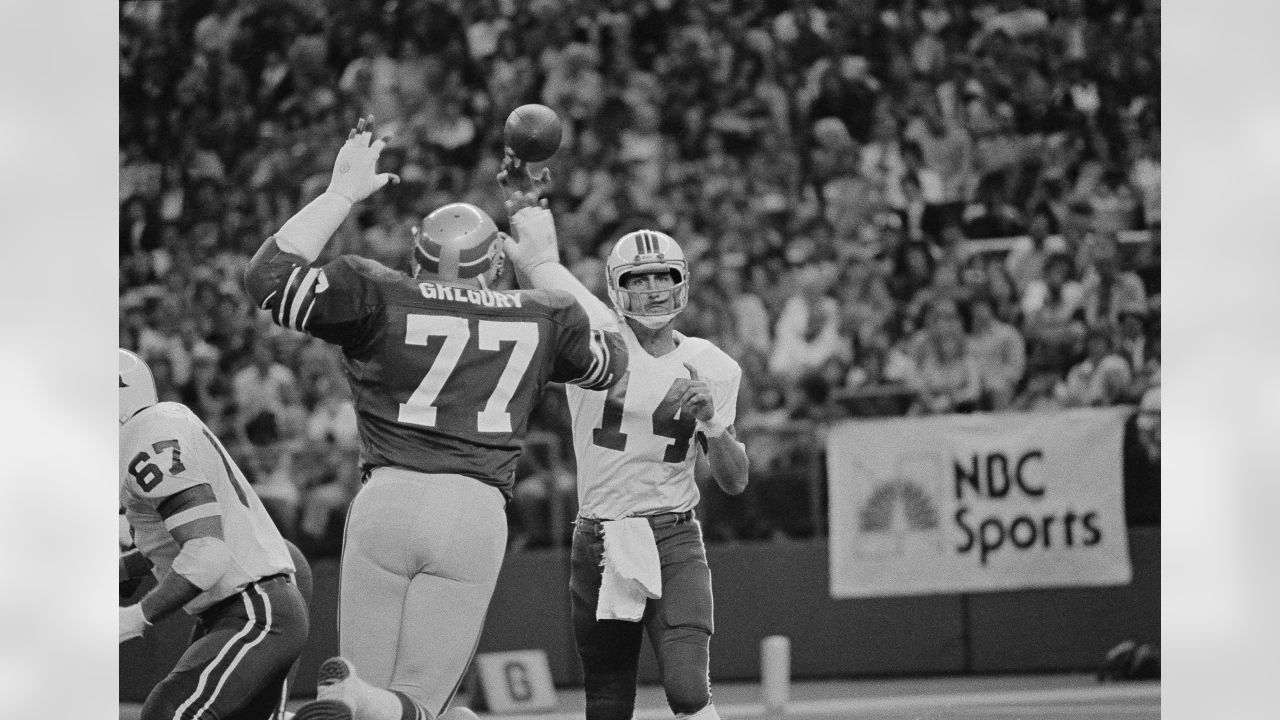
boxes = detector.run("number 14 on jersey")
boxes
[592,372,696,463]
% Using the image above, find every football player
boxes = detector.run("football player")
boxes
[499,154,748,720]
[119,349,310,720]
[242,116,628,720]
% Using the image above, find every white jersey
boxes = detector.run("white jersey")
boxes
[120,402,294,614]
[566,325,741,519]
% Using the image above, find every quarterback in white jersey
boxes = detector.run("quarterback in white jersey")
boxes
[119,349,309,720]
[567,324,741,520]
[501,154,748,720]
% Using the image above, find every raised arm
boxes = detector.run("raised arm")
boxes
[244,115,398,305]
[497,152,618,331]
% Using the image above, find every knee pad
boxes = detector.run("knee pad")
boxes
[658,627,712,713]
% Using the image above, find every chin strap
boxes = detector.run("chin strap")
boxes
[627,311,679,329]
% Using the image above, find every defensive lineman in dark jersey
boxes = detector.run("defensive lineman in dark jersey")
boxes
[243,117,628,720]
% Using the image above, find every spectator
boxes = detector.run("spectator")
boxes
[338,31,401,129]
[231,337,303,446]
[910,325,980,415]
[889,241,936,306]
[841,329,919,418]
[1086,167,1140,234]
[1080,234,1147,329]
[1021,252,1085,372]
[1005,209,1068,294]
[179,345,232,435]
[1056,327,1133,407]
[715,264,773,356]
[835,257,896,347]
[967,294,1027,410]
[1128,129,1160,228]
[1121,384,1160,526]
[769,267,852,383]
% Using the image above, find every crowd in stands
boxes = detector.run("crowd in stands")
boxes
[120,0,1160,550]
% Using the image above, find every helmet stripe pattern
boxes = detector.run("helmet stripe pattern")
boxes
[414,230,497,279]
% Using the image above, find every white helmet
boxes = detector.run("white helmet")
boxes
[412,202,505,288]
[119,349,157,425]
[606,230,689,329]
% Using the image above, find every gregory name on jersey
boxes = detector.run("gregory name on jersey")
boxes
[418,282,524,308]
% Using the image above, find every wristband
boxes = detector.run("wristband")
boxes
[698,418,727,438]
[119,603,151,643]
[123,603,150,626]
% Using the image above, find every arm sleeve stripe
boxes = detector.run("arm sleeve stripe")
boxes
[589,330,611,387]
[163,503,221,533]
[258,290,277,311]
[274,266,303,326]
[288,268,322,330]
[573,329,615,390]
[587,330,612,388]
[156,483,217,519]
[567,329,605,388]
[299,296,318,331]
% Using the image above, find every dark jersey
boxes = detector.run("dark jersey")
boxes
[244,239,626,496]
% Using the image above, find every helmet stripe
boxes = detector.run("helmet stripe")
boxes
[458,230,498,263]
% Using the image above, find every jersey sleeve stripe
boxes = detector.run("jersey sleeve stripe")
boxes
[156,483,218,519]
[287,268,322,330]
[273,266,303,326]
[163,503,221,533]
[587,329,612,388]
[566,330,604,388]
[572,329,615,390]
[299,295,318,331]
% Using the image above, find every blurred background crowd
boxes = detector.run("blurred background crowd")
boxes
[119,0,1160,554]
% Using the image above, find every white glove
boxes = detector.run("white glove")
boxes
[119,604,150,643]
[506,206,561,275]
[326,115,399,204]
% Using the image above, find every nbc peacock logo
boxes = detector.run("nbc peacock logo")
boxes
[853,454,945,559]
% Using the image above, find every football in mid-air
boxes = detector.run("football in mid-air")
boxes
[503,104,563,162]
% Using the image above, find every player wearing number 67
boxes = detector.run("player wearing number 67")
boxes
[242,116,628,720]
[499,153,748,720]
[118,349,310,720]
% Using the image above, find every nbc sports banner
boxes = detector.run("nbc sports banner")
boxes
[827,407,1133,598]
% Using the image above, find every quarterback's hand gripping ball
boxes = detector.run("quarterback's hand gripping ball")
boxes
[327,114,400,204]
[497,150,560,274]
[497,148,551,215]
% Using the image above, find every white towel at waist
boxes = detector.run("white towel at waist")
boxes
[596,517,662,621]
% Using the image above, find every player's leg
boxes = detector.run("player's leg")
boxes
[305,473,505,720]
[282,540,314,710]
[303,476,417,720]
[336,477,418,688]
[645,520,716,718]
[222,665,293,720]
[387,474,508,716]
[142,578,309,720]
[570,523,646,720]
